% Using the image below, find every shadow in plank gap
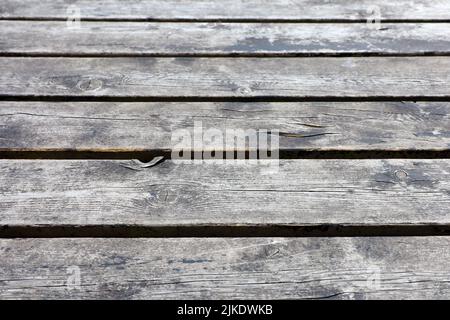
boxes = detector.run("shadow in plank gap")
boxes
[2,224,450,238]
[1,150,450,160]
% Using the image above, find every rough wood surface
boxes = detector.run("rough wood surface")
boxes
[2,0,450,302]
[2,0,450,21]
[3,21,450,56]
[0,159,449,227]
[1,57,450,98]
[0,101,449,151]
[1,237,450,299]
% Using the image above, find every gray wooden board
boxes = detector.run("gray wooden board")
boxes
[3,21,450,56]
[1,237,450,299]
[0,159,449,226]
[0,101,449,151]
[2,57,450,98]
[2,0,450,21]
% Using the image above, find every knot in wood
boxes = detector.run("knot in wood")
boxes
[237,86,252,95]
[77,79,103,91]
[394,169,408,180]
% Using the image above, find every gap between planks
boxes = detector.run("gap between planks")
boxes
[6,53,450,58]
[2,224,450,238]
[1,150,450,160]
[4,96,450,102]
[4,18,450,23]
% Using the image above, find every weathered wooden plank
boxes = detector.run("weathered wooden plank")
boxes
[0,159,449,227]
[0,101,449,151]
[1,57,450,98]
[3,21,450,56]
[2,0,450,21]
[1,237,449,299]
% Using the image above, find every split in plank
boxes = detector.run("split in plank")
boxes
[2,0,450,21]
[1,57,450,98]
[1,237,450,299]
[3,21,450,56]
[0,159,449,231]
[0,101,449,152]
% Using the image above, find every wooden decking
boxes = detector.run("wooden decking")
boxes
[1,0,450,300]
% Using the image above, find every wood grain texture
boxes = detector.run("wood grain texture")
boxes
[0,159,449,227]
[1,237,450,299]
[2,0,450,303]
[1,57,450,98]
[0,101,449,151]
[2,0,450,21]
[3,21,450,56]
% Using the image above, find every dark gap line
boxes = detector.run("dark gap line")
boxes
[2,17,450,23]
[2,96,450,103]
[3,52,450,58]
[1,150,449,161]
[2,224,450,238]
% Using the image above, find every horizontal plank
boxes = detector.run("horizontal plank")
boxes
[1,237,450,299]
[3,21,450,56]
[0,101,449,152]
[1,57,450,98]
[0,159,449,229]
[2,0,450,21]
